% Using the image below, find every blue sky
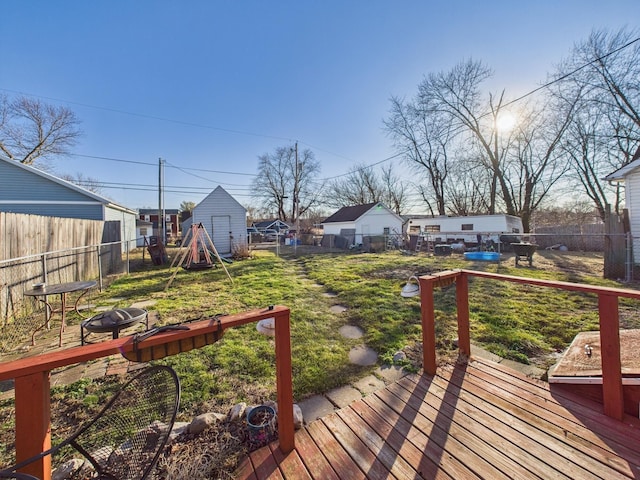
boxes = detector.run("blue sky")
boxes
[2,1,638,211]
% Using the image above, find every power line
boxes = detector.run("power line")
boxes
[0,87,295,143]
[503,35,640,109]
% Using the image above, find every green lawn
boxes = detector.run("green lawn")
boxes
[96,248,639,416]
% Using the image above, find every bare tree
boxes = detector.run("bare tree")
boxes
[416,60,520,215]
[549,27,640,219]
[325,163,408,214]
[60,172,104,194]
[252,144,321,222]
[502,102,575,231]
[384,96,452,215]
[0,94,82,165]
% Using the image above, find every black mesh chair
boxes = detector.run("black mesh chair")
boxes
[1,365,180,480]
[0,473,40,479]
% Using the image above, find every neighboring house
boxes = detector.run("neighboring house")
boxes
[188,186,247,255]
[136,219,154,247]
[138,208,180,242]
[253,219,291,232]
[604,146,640,263]
[0,155,137,251]
[322,202,403,245]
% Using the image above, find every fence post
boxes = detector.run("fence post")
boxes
[96,245,103,291]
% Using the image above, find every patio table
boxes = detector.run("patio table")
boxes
[24,280,97,346]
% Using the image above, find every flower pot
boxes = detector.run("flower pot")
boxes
[246,405,277,449]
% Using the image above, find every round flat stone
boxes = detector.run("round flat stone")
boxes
[348,345,378,366]
[330,305,347,314]
[339,325,364,339]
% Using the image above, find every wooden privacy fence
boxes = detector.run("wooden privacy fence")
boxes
[0,213,125,348]
[0,212,120,262]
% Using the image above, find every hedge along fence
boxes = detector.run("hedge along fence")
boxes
[0,213,125,351]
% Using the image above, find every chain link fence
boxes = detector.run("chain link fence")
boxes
[0,241,127,353]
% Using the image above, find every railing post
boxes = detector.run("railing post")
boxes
[15,371,51,479]
[419,276,437,375]
[275,310,295,453]
[598,293,624,420]
[456,272,471,357]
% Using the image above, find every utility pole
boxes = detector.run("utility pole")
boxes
[294,142,299,253]
[158,158,165,243]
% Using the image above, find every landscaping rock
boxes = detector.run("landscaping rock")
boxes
[228,402,247,421]
[393,350,407,363]
[52,458,87,480]
[293,404,304,429]
[189,412,225,434]
[169,421,190,441]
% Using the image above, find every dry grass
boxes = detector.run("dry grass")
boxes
[157,420,249,480]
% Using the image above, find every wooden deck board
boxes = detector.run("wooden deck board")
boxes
[236,359,640,479]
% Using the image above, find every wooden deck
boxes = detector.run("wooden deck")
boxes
[236,357,640,479]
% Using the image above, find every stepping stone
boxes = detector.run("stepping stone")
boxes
[339,325,364,339]
[297,395,335,423]
[322,292,338,298]
[353,375,386,394]
[326,385,362,408]
[348,345,378,366]
[330,305,347,314]
[130,299,157,309]
[375,364,407,382]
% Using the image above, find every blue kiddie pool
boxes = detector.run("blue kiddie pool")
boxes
[464,251,500,261]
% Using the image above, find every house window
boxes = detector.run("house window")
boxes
[409,226,421,233]
[425,225,440,233]
[383,227,390,235]
[512,228,520,233]
[461,224,474,231]
[140,227,148,235]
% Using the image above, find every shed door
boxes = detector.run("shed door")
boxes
[211,215,232,254]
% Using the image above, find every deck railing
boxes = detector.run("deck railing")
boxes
[418,269,639,422]
[0,306,294,479]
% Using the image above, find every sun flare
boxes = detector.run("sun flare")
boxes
[495,111,517,132]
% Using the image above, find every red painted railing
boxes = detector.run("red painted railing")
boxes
[418,269,637,421]
[0,306,294,479]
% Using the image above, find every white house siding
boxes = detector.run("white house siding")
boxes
[191,186,247,255]
[355,211,402,236]
[625,170,640,263]
[323,208,403,239]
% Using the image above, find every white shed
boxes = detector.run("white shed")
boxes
[604,149,640,263]
[190,186,247,255]
[322,202,403,243]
